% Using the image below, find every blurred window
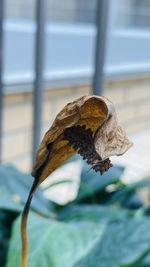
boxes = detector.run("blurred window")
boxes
[5,0,36,20]
[5,0,97,24]
[116,0,150,29]
[47,0,97,24]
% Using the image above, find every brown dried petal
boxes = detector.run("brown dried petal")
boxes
[32,95,109,183]
[94,101,133,160]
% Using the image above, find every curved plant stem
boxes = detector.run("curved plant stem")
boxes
[21,179,38,267]
[21,149,51,267]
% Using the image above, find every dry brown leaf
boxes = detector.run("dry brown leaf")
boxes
[32,95,110,183]
[32,95,132,183]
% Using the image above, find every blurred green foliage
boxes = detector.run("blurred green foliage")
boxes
[0,157,150,267]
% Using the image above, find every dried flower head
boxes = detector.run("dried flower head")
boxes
[32,95,133,182]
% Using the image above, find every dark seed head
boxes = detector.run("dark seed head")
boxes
[64,125,112,175]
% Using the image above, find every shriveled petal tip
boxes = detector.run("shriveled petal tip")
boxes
[94,102,133,160]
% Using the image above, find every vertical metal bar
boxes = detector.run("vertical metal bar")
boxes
[33,0,46,164]
[0,0,4,163]
[93,0,110,95]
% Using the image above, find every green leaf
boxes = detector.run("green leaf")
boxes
[108,178,150,205]
[44,179,73,189]
[74,217,150,267]
[0,187,23,212]
[7,204,150,267]
[59,205,133,223]
[6,212,105,267]
[0,165,53,216]
[76,163,124,202]
[136,252,150,267]
[0,210,17,267]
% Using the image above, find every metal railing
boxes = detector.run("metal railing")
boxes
[33,0,46,163]
[0,0,109,166]
[0,0,4,163]
[93,0,110,95]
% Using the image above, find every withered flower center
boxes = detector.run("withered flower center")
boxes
[64,125,113,174]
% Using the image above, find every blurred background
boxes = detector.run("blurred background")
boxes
[1,1,150,267]
[0,0,150,174]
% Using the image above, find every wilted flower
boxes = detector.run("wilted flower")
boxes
[32,95,133,182]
